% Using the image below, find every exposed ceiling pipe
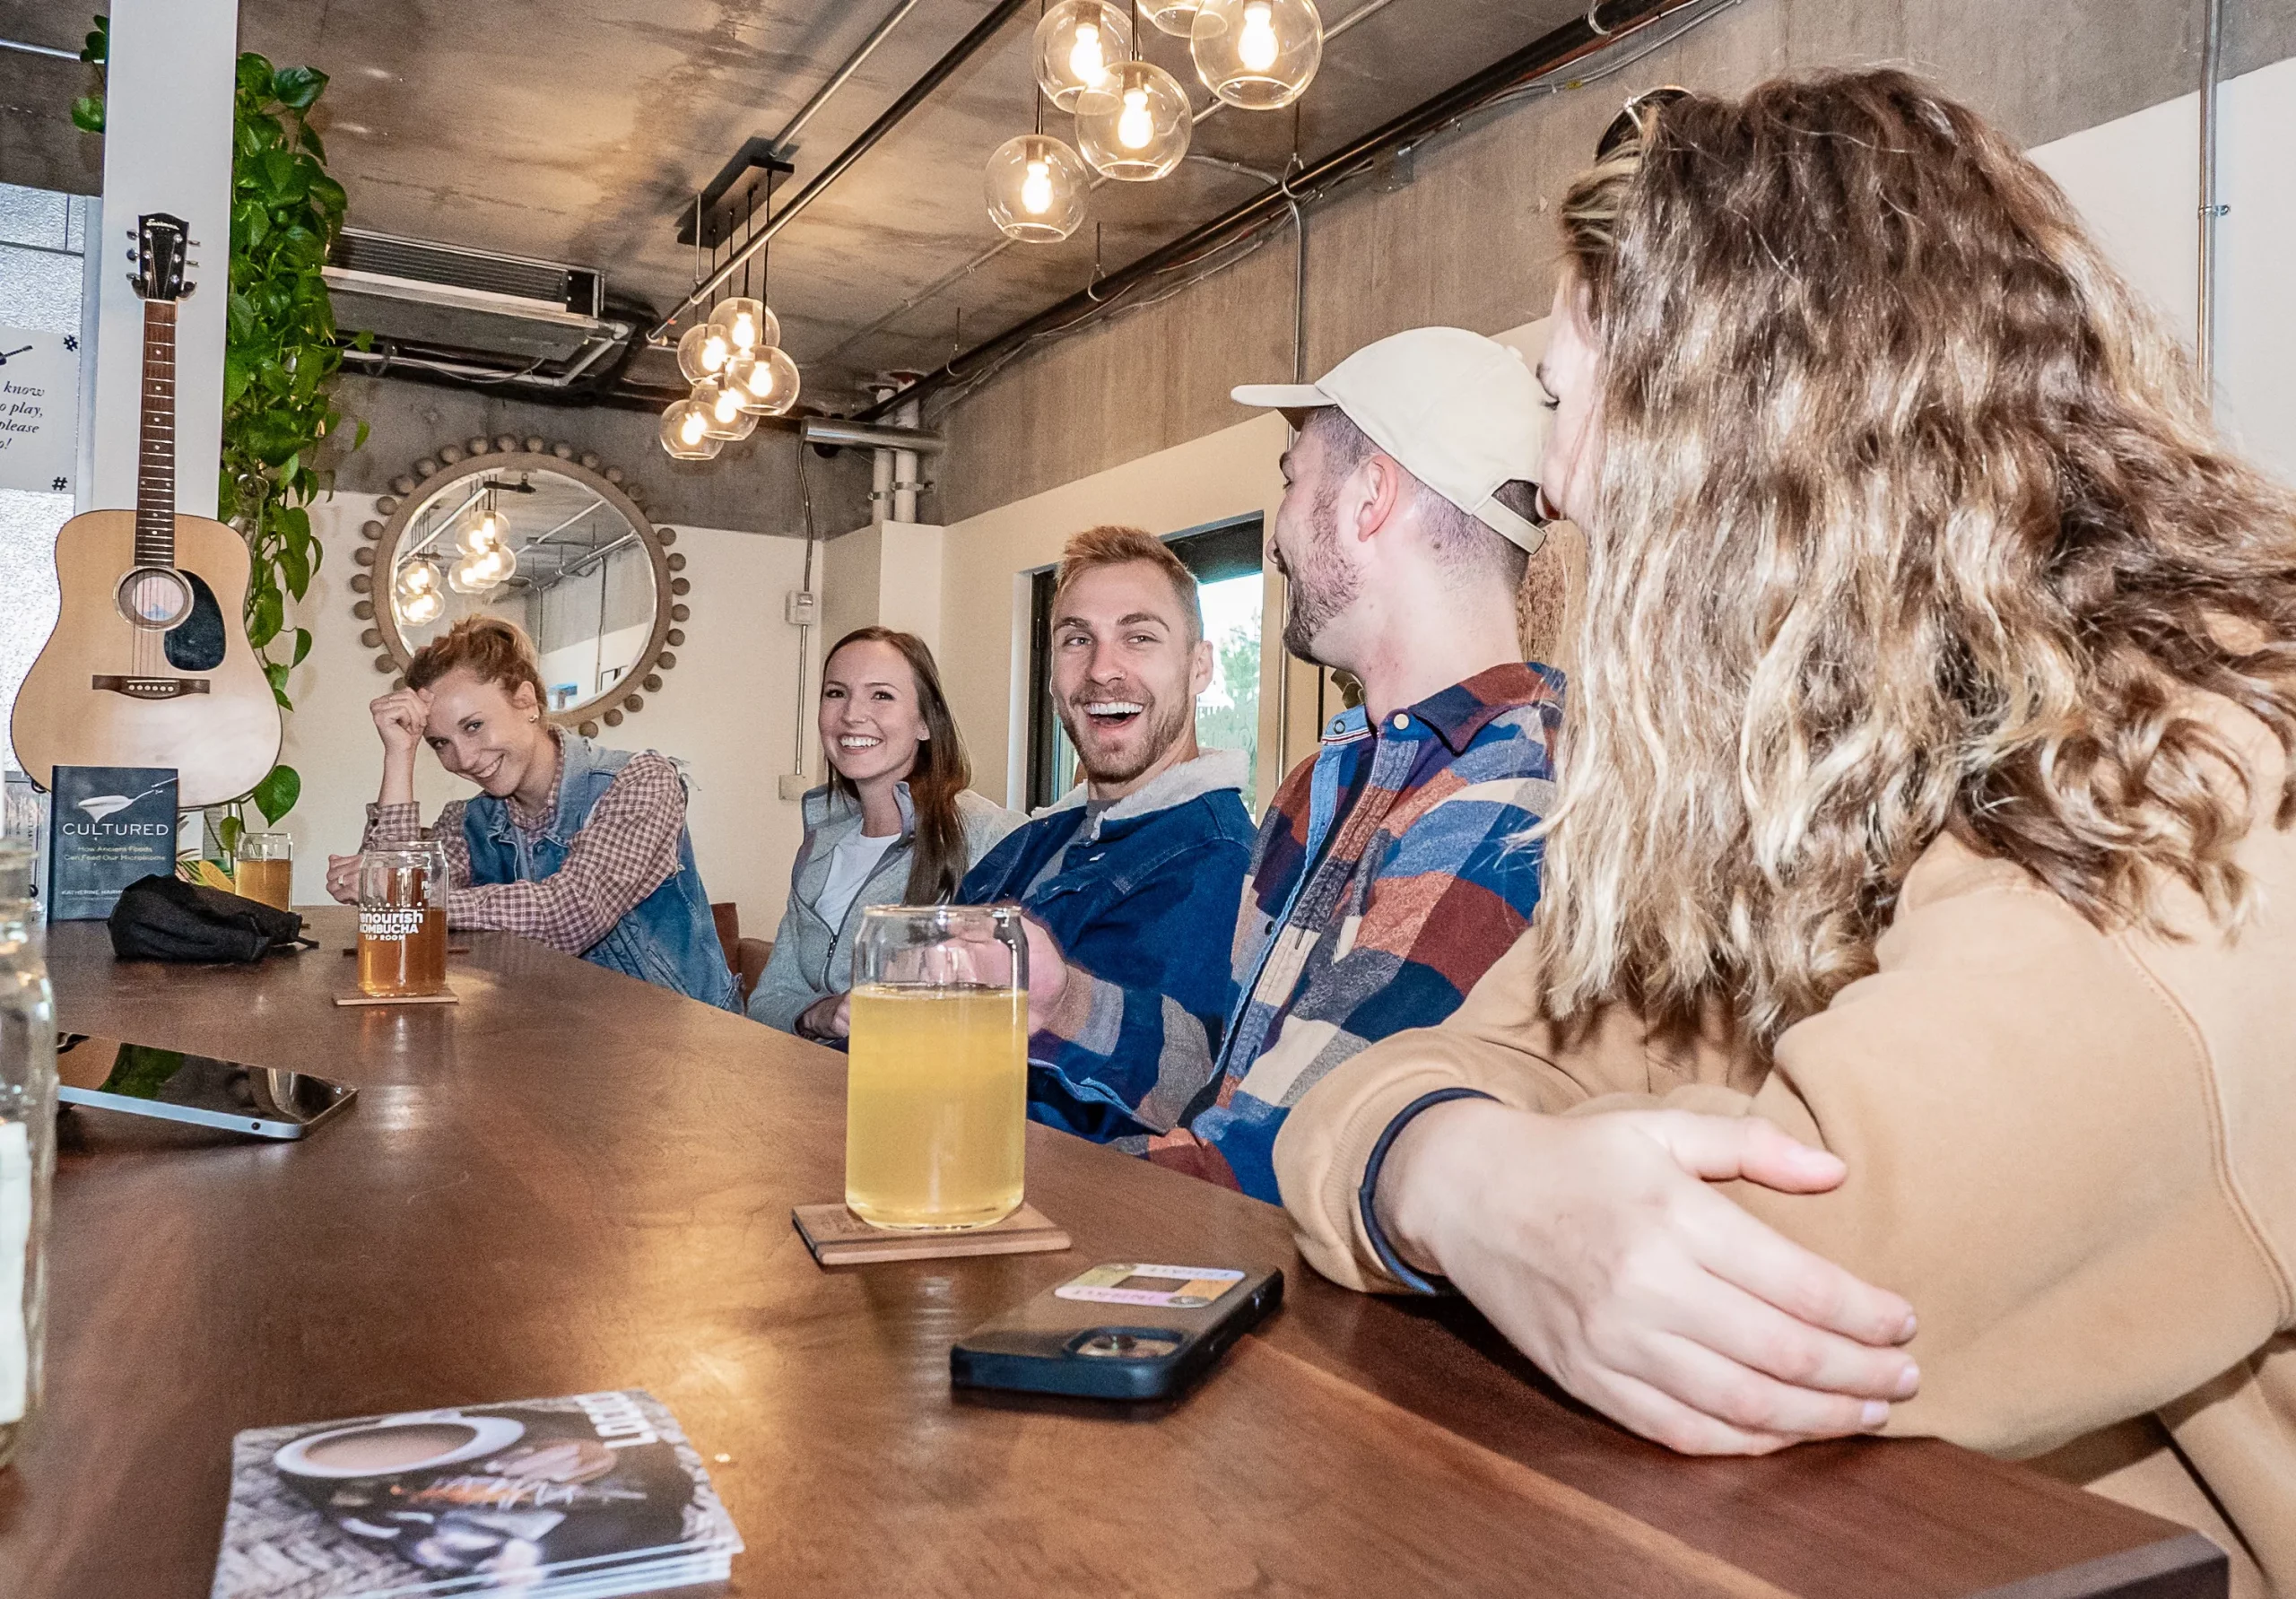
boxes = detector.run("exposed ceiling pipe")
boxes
[648,0,1039,344]
[800,416,947,455]
[768,0,926,157]
[0,36,79,60]
[856,0,1708,421]
[2196,0,2225,402]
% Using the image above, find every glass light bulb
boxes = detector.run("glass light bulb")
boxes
[406,589,442,625]
[659,396,724,459]
[728,345,802,414]
[712,384,743,424]
[1070,22,1106,86]
[1239,1,1278,70]
[401,561,436,594]
[700,331,729,372]
[1118,86,1152,150]
[1021,159,1054,214]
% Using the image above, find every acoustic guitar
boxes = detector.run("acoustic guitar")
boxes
[10,212,282,808]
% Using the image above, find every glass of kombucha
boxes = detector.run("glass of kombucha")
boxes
[844,905,1027,1231]
[233,830,294,911]
[354,843,450,999]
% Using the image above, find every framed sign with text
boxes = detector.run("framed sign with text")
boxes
[0,326,80,496]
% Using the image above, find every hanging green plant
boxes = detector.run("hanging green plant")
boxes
[74,21,366,856]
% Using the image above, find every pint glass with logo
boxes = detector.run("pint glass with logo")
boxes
[355,842,450,998]
[844,905,1028,1230]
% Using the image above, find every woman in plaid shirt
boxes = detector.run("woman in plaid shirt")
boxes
[326,617,736,1008]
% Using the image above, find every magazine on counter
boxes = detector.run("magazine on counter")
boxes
[211,1390,741,1599]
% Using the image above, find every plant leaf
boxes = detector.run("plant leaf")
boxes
[291,626,312,667]
[250,763,301,825]
[273,65,327,109]
[70,96,105,133]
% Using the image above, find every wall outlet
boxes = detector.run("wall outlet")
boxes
[785,590,818,626]
[777,772,811,801]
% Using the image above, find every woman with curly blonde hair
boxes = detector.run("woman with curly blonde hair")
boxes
[1277,69,2296,1592]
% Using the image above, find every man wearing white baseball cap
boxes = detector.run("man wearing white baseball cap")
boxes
[1144,326,1570,1204]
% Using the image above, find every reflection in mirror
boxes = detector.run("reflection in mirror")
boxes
[389,466,659,715]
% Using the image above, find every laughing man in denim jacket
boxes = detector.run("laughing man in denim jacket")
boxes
[960,526,1257,1144]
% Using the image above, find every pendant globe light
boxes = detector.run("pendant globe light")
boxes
[691,374,758,441]
[1035,0,1129,111]
[709,296,779,357]
[986,131,1090,242]
[1143,0,1199,34]
[658,397,723,460]
[1076,57,1190,179]
[676,320,734,385]
[1191,0,1321,109]
[726,344,802,415]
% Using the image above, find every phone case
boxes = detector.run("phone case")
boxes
[949,1263,1283,1401]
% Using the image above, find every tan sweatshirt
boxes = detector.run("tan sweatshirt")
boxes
[1276,695,2296,1599]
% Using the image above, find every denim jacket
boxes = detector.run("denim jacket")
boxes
[959,749,1256,1143]
[461,734,736,1010]
[748,783,1022,1034]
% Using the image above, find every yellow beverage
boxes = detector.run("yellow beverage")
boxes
[845,984,1026,1230]
[233,856,293,911]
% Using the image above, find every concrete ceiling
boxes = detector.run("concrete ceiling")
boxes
[214,0,1590,408]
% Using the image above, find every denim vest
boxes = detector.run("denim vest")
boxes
[460,734,736,1010]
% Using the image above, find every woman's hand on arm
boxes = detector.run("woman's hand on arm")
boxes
[1378,1099,1921,1455]
[370,688,432,807]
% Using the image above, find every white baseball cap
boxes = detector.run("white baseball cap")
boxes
[1231,326,1550,552]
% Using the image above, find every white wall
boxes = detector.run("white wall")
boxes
[284,494,816,939]
[2029,55,2296,482]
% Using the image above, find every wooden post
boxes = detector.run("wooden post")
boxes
[89,0,236,520]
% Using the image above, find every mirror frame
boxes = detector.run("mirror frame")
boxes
[347,436,691,737]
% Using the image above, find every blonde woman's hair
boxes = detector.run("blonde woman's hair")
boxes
[1533,68,2296,1042]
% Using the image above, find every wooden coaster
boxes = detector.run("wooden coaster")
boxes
[794,1203,1070,1266]
[333,986,459,1007]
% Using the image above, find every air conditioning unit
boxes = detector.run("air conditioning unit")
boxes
[324,230,621,367]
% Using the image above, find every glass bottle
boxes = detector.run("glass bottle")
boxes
[0,844,56,1470]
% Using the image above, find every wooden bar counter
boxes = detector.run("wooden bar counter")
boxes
[0,912,2225,1596]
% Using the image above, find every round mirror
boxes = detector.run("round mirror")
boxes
[352,439,687,735]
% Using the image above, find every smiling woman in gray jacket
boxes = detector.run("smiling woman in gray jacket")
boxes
[748,629,1020,1039]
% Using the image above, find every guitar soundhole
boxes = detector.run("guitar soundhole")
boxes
[117,567,193,630]
[164,570,227,672]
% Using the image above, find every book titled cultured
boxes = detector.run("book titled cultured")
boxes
[45,765,175,921]
[210,1390,742,1599]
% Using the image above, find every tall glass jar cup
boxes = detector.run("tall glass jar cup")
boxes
[0,846,56,1470]
[355,842,451,999]
[844,905,1028,1231]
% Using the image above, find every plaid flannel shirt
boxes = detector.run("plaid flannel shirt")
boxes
[361,746,686,956]
[1146,662,1565,1201]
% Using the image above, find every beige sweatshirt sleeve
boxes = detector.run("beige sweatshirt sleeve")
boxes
[1275,844,2291,1461]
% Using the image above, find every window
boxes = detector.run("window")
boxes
[1025,516,1265,812]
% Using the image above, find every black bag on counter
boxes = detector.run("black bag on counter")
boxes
[107,873,309,963]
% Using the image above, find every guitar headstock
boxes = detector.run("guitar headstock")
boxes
[131,213,194,301]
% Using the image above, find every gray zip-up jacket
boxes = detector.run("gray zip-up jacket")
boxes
[747,781,1022,1035]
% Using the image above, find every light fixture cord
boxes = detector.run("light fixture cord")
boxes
[1035,0,1046,135]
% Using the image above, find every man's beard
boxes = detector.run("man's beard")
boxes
[1057,687,1195,788]
[1279,485,1358,663]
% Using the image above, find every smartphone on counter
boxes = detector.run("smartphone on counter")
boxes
[950,1263,1283,1402]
